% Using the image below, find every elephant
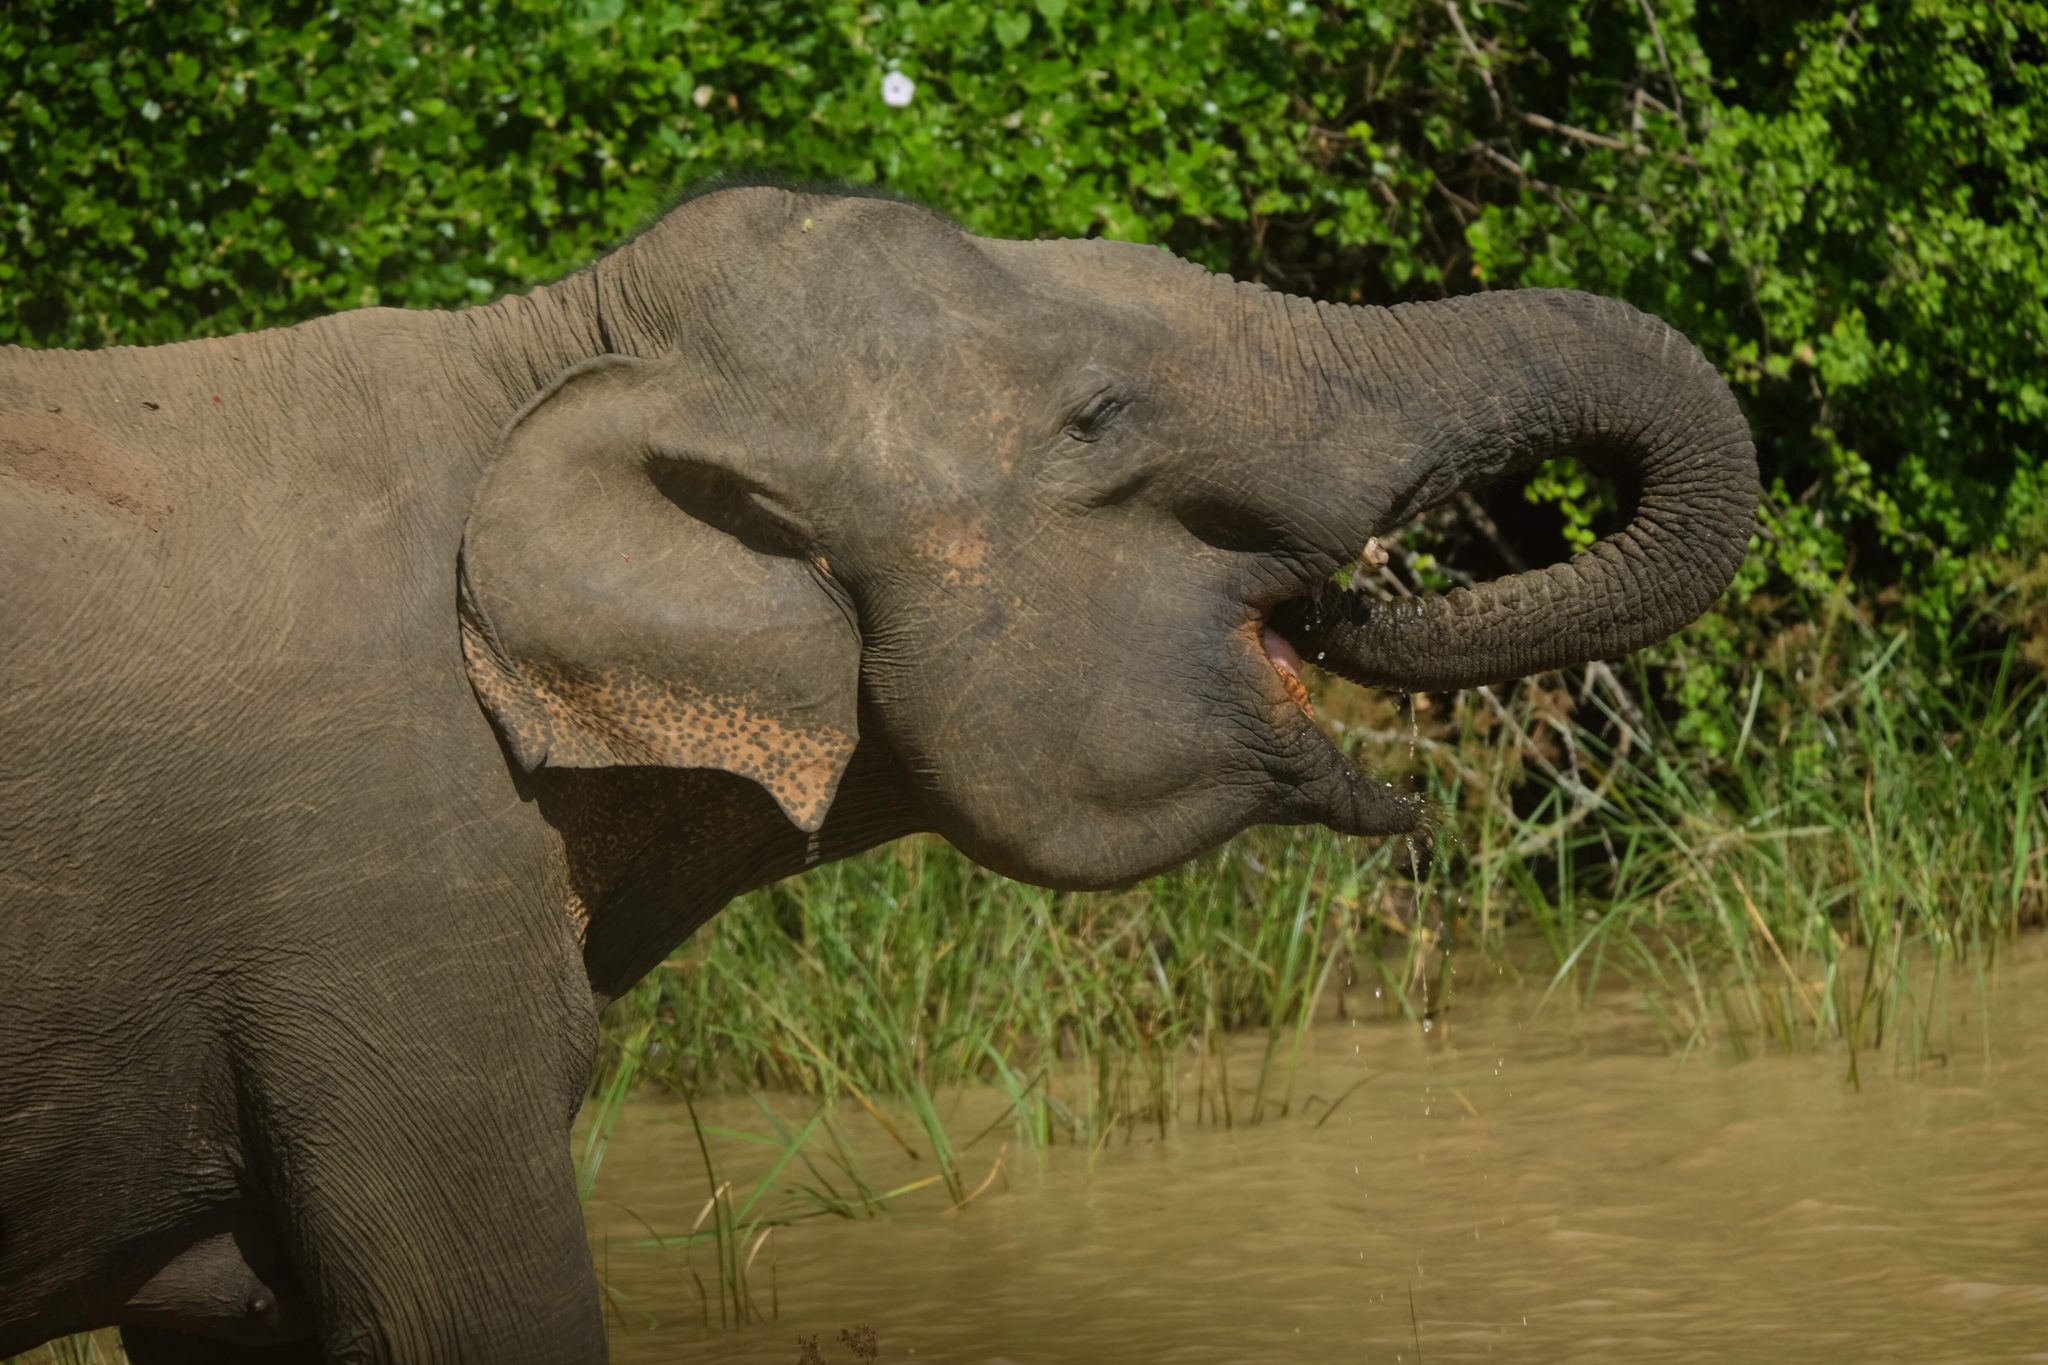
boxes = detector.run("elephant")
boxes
[0,182,1757,1362]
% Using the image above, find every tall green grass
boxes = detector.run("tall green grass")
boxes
[5,1337,123,1365]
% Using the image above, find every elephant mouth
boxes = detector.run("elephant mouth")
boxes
[1254,598,1425,836]
[1259,625,1315,715]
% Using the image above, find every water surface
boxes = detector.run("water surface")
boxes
[585,946,2048,1362]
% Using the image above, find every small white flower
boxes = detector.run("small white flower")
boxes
[881,71,916,108]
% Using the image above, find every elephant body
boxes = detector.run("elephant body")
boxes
[5,312,605,1354]
[3,296,904,1357]
[0,185,1755,1361]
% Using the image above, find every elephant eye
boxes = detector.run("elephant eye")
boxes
[1063,389,1127,444]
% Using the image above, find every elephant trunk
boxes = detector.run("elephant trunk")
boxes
[1274,289,1758,692]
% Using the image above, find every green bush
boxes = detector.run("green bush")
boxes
[6,0,2043,659]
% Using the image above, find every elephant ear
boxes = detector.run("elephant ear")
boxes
[459,354,859,832]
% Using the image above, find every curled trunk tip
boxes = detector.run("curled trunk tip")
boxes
[1280,290,1758,692]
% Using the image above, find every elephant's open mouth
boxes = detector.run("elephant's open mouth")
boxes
[1259,625,1314,716]
[1253,597,1426,837]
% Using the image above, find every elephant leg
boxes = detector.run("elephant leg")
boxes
[231,993,605,1364]
[122,1324,324,1364]
[253,1082,604,1365]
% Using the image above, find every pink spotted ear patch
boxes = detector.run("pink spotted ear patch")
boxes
[461,616,853,832]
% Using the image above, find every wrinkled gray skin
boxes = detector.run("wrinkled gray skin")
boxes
[0,186,1756,1361]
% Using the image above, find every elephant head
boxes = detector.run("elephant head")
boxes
[460,187,1756,889]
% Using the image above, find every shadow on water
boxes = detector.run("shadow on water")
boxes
[583,936,2048,1364]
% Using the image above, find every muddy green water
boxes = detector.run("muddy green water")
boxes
[584,946,2048,1363]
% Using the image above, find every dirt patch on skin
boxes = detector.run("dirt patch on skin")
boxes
[0,411,174,529]
[561,887,595,940]
[916,512,992,589]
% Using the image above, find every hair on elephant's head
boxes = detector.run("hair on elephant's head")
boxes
[459,185,1757,889]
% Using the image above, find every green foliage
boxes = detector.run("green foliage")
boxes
[5,0,2042,643]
